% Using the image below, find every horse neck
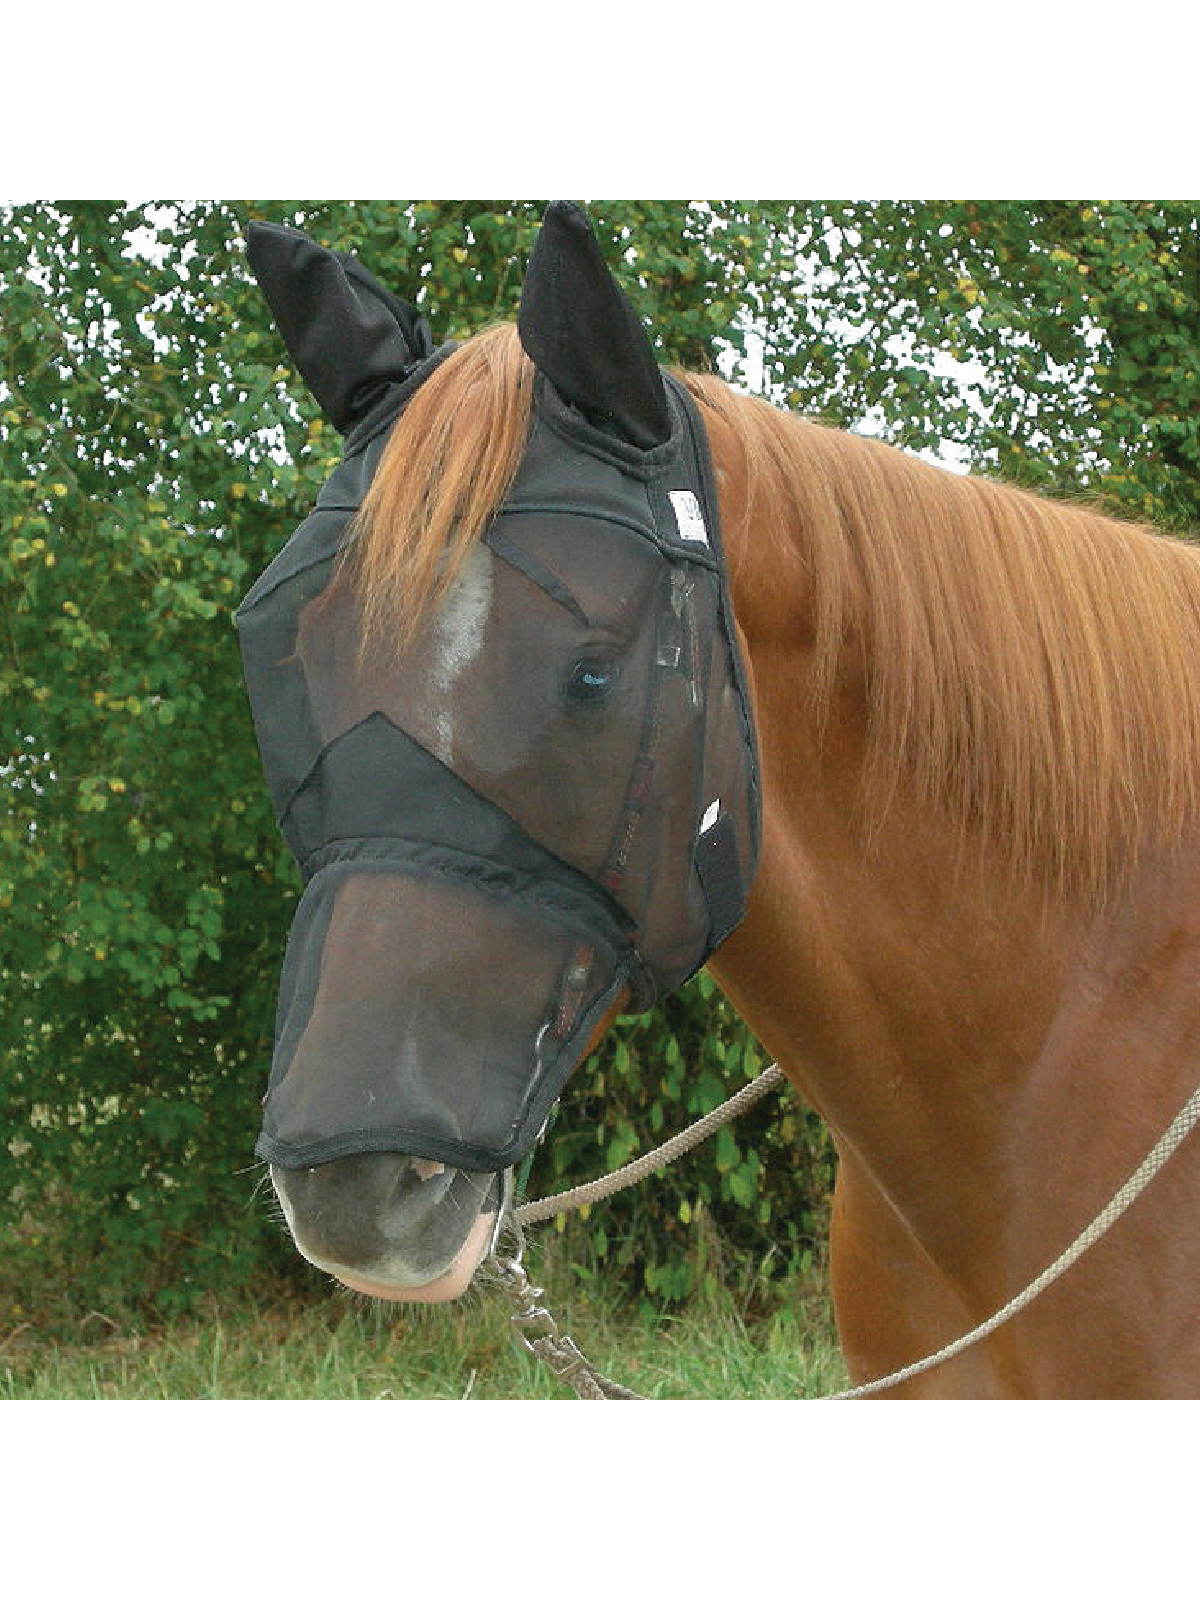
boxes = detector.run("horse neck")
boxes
[709,605,1072,1187]
[699,396,1112,1272]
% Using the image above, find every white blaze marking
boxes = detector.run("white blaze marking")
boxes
[430,545,493,762]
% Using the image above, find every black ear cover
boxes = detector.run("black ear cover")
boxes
[245,220,434,434]
[517,201,671,450]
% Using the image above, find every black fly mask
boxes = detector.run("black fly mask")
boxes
[238,202,760,1175]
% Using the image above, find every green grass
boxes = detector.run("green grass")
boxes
[0,1237,846,1401]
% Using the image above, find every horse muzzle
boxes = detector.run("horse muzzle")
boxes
[270,1153,508,1302]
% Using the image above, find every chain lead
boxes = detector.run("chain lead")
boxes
[487,1211,644,1400]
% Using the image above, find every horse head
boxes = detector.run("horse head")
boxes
[236,204,759,1299]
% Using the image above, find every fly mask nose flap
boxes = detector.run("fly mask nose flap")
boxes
[236,205,761,1176]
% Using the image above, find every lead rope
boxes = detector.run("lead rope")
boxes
[514,1064,788,1227]
[488,1066,1200,1399]
[486,1064,786,1400]
[828,1076,1200,1399]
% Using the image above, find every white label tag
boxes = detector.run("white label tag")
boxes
[700,799,722,833]
[670,489,708,545]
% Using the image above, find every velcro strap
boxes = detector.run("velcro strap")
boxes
[694,806,745,950]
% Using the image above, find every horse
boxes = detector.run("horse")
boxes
[240,204,1200,1398]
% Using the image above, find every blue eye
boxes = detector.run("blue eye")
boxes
[566,657,619,706]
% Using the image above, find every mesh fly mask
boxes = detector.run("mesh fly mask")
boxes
[237,203,761,1174]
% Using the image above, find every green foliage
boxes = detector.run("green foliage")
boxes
[2,202,298,1314]
[527,969,835,1307]
[4,199,1197,1321]
[763,201,1200,531]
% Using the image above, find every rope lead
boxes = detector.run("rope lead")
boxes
[491,1063,1200,1399]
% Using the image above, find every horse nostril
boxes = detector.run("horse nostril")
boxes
[271,1154,500,1284]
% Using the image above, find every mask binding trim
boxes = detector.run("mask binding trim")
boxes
[296,840,637,954]
[497,499,720,573]
[256,967,632,1174]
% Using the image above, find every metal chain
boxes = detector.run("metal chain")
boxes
[487,1220,645,1399]
[488,1063,785,1399]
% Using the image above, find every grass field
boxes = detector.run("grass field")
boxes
[1,1236,846,1401]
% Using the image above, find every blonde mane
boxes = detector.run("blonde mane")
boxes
[682,371,1200,902]
[349,324,535,656]
[349,322,1200,905]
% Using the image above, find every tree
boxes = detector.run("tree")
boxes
[762,201,1200,531]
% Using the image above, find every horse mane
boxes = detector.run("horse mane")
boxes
[349,323,535,657]
[349,321,1200,905]
[680,370,1200,903]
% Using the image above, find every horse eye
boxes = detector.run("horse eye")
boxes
[566,657,620,706]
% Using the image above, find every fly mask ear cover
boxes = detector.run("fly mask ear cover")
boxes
[236,204,761,1175]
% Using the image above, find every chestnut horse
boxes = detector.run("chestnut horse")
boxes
[260,301,1200,1402]
[693,375,1200,1398]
